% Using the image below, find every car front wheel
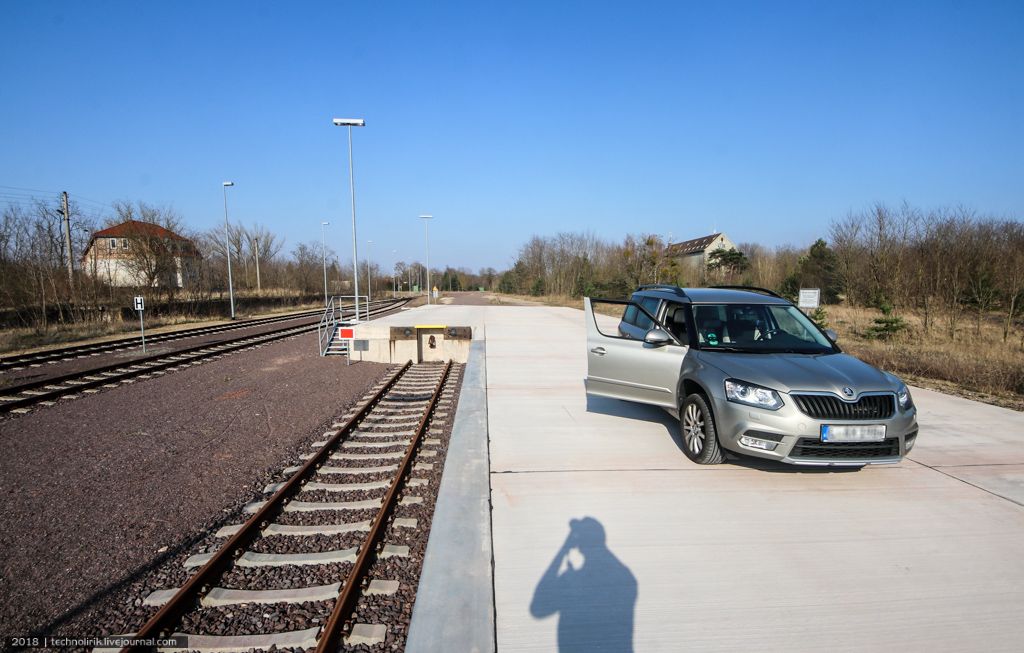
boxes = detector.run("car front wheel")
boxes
[681,393,725,464]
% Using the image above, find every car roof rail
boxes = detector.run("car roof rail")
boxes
[636,284,689,298]
[709,285,785,299]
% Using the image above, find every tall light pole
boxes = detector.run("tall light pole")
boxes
[419,214,433,304]
[333,117,366,321]
[321,221,330,306]
[391,249,398,298]
[366,240,374,305]
[222,181,236,319]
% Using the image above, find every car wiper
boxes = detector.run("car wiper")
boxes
[700,346,765,353]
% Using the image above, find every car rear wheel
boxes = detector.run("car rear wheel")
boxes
[681,393,725,464]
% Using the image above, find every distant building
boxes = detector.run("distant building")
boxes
[82,220,200,288]
[665,232,736,274]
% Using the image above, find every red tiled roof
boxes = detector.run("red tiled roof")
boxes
[92,220,190,241]
[666,233,723,256]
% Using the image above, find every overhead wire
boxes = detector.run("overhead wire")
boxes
[0,185,112,208]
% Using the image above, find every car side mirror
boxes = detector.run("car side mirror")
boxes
[644,328,672,346]
[825,328,838,342]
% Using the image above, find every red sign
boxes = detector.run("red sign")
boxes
[339,328,354,339]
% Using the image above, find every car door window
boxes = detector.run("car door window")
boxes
[596,298,672,342]
[622,303,639,326]
[664,302,689,342]
[636,297,660,331]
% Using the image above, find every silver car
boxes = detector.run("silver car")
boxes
[584,285,919,466]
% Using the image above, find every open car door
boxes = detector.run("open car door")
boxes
[583,297,689,409]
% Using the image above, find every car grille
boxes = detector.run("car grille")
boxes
[790,437,900,459]
[791,393,895,420]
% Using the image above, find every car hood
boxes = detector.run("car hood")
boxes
[697,351,896,397]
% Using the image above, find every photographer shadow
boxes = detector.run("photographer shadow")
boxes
[529,517,637,652]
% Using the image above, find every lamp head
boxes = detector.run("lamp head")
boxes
[332,118,365,127]
[418,214,433,219]
[222,181,234,187]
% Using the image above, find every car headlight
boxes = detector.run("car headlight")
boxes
[725,379,783,411]
[896,383,913,410]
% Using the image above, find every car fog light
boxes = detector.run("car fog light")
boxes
[740,435,778,451]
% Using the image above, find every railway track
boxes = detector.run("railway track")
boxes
[113,360,459,652]
[0,308,328,373]
[0,299,409,416]
[1,296,408,373]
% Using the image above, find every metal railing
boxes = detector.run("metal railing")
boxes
[317,295,371,356]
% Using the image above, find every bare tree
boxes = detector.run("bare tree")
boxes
[106,201,191,300]
[999,220,1024,341]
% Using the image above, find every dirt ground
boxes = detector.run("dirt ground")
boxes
[439,291,541,306]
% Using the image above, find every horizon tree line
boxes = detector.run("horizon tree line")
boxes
[3,197,1022,348]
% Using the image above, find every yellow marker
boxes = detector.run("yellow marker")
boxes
[414,324,447,329]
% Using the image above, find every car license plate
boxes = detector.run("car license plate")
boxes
[821,424,886,443]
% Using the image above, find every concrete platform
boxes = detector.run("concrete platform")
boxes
[349,305,485,363]
[403,304,1024,652]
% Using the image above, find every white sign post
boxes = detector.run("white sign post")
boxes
[798,288,820,311]
[134,295,146,353]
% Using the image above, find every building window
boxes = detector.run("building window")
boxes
[109,238,117,249]
[122,239,129,249]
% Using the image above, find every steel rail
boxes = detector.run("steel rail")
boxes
[0,299,404,396]
[121,361,414,653]
[0,310,321,371]
[0,325,312,414]
[0,298,398,371]
[316,359,453,652]
[0,299,409,414]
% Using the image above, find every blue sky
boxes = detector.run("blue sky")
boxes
[2,0,1021,271]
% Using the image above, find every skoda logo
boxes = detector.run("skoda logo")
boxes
[842,387,855,398]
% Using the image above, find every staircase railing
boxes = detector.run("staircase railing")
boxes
[317,295,371,356]
[318,296,338,356]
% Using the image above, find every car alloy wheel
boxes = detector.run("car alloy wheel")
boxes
[683,402,705,454]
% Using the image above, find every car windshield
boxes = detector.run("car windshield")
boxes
[691,303,836,354]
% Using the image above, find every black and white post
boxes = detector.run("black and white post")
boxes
[134,295,146,353]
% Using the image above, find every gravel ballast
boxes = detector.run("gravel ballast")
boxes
[0,311,323,388]
[0,332,388,644]
[87,363,464,650]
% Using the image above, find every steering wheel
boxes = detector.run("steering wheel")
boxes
[754,320,777,341]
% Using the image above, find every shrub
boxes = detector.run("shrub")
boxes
[809,306,829,330]
[864,304,908,340]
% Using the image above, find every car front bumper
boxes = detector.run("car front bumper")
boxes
[709,392,919,467]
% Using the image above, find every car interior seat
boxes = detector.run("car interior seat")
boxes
[727,317,756,344]
[670,310,688,340]
[693,306,723,345]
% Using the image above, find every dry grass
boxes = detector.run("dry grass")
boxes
[826,305,1024,410]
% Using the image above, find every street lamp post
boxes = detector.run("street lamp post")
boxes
[391,249,398,298]
[222,181,236,319]
[332,117,366,321]
[321,221,330,306]
[366,240,373,306]
[419,214,433,304]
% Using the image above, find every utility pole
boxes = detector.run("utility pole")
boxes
[61,192,74,287]
[254,238,261,292]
